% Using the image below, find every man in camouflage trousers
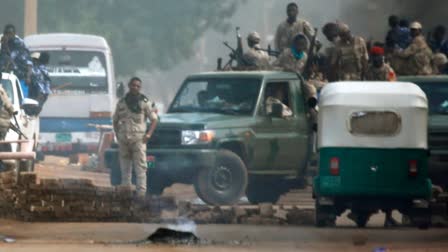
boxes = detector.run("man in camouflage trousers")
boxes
[394,22,433,75]
[365,46,397,81]
[274,2,315,53]
[242,32,270,69]
[113,77,158,197]
[0,72,14,140]
[332,24,369,81]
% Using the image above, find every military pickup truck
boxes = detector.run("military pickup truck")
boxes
[398,75,448,189]
[105,71,315,205]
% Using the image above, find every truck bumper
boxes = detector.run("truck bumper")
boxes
[105,148,218,184]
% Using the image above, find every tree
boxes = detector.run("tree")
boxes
[37,0,244,75]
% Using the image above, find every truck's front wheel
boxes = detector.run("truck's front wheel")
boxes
[194,150,248,206]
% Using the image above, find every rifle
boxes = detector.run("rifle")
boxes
[302,28,319,80]
[256,45,281,57]
[10,112,27,140]
[222,27,250,69]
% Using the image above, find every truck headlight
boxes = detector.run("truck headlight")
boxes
[181,130,215,145]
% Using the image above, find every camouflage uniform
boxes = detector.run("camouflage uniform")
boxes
[333,36,369,81]
[0,86,14,140]
[275,19,315,53]
[265,97,293,117]
[0,36,32,80]
[274,48,308,73]
[395,35,433,75]
[113,93,158,195]
[365,63,396,81]
[242,44,270,69]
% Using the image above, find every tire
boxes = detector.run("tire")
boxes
[315,200,336,227]
[355,212,370,228]
[246,176,284,204]
[194,150,248,206]
[410,209,431,230]
[147,170,170,196]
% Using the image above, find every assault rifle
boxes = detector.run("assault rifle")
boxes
[221,27,250,69]
[302,28,319,80]
[10,112,27,140]
[256,45,281,57]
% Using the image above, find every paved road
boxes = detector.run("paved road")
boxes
[0,220,446,251]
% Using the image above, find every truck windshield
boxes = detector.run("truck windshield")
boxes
[38,50,108,95]
[416,82,448,115]
[170,77,261,115]
[0,79,14,104]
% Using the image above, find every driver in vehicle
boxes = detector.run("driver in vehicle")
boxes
[265,84,293,118]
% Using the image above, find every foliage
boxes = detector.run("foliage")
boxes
[37,0,243,75]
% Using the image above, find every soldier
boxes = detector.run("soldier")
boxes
[29,52,52,114]
[265,84,293,118]
[0,72,14,140]
[274,2,314,53]
[333,24,369,81]
[322,22,341,81]
[429,25,448,55]
[242,32,270,69]
[274,33,308,73]
[365,46,396,81]
[113,77,158,197]
[0,24,33,97]
[394,22,433,76]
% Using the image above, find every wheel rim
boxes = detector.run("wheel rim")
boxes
[211,165,233,191]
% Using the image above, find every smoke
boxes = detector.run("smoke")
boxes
[167,218,198,234]
[138,0,441,109]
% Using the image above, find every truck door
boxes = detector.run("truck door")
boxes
[252,80,308,174]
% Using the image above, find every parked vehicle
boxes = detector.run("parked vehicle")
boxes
[25,33,117,156]
[105,71,315,205]
[313,82,432,229]
[0,72,40,171]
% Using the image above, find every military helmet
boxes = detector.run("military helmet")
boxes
[247,32,261,43]
[410,21,423,30]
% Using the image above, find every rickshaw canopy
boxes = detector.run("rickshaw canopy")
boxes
[318,82,428,149]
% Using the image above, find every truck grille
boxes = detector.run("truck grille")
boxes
[148,129,181,147]
[429,132,448,150]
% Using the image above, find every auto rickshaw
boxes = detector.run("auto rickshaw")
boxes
[313,82,432,228]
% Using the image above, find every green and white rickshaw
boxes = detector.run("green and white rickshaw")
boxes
[313,81,432,228]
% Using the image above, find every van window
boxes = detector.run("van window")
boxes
[349,111,401,136]
[0,79,14,104]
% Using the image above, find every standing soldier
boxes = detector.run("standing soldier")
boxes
[394,22,433,76]
[365,46,397,81]
[0,72,14,140]
[242,32,270,69]
[113,77,158,198]
[333,24,369,81]
[274,2,315,53]
[322,22,341,82]
[0,24,33,97]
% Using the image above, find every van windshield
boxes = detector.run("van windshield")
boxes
[36,50,108,95]
[0,79,14,104]
[415,82,448,115]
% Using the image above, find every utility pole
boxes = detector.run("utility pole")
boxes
[24,0,38,36]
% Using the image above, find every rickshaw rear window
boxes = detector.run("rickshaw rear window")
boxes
[349,111,401,136]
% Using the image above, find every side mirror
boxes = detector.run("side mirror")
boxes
[308,97,318,109]
[21,98,40,116]
[270,103,284,118]
[116,82,125,98]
